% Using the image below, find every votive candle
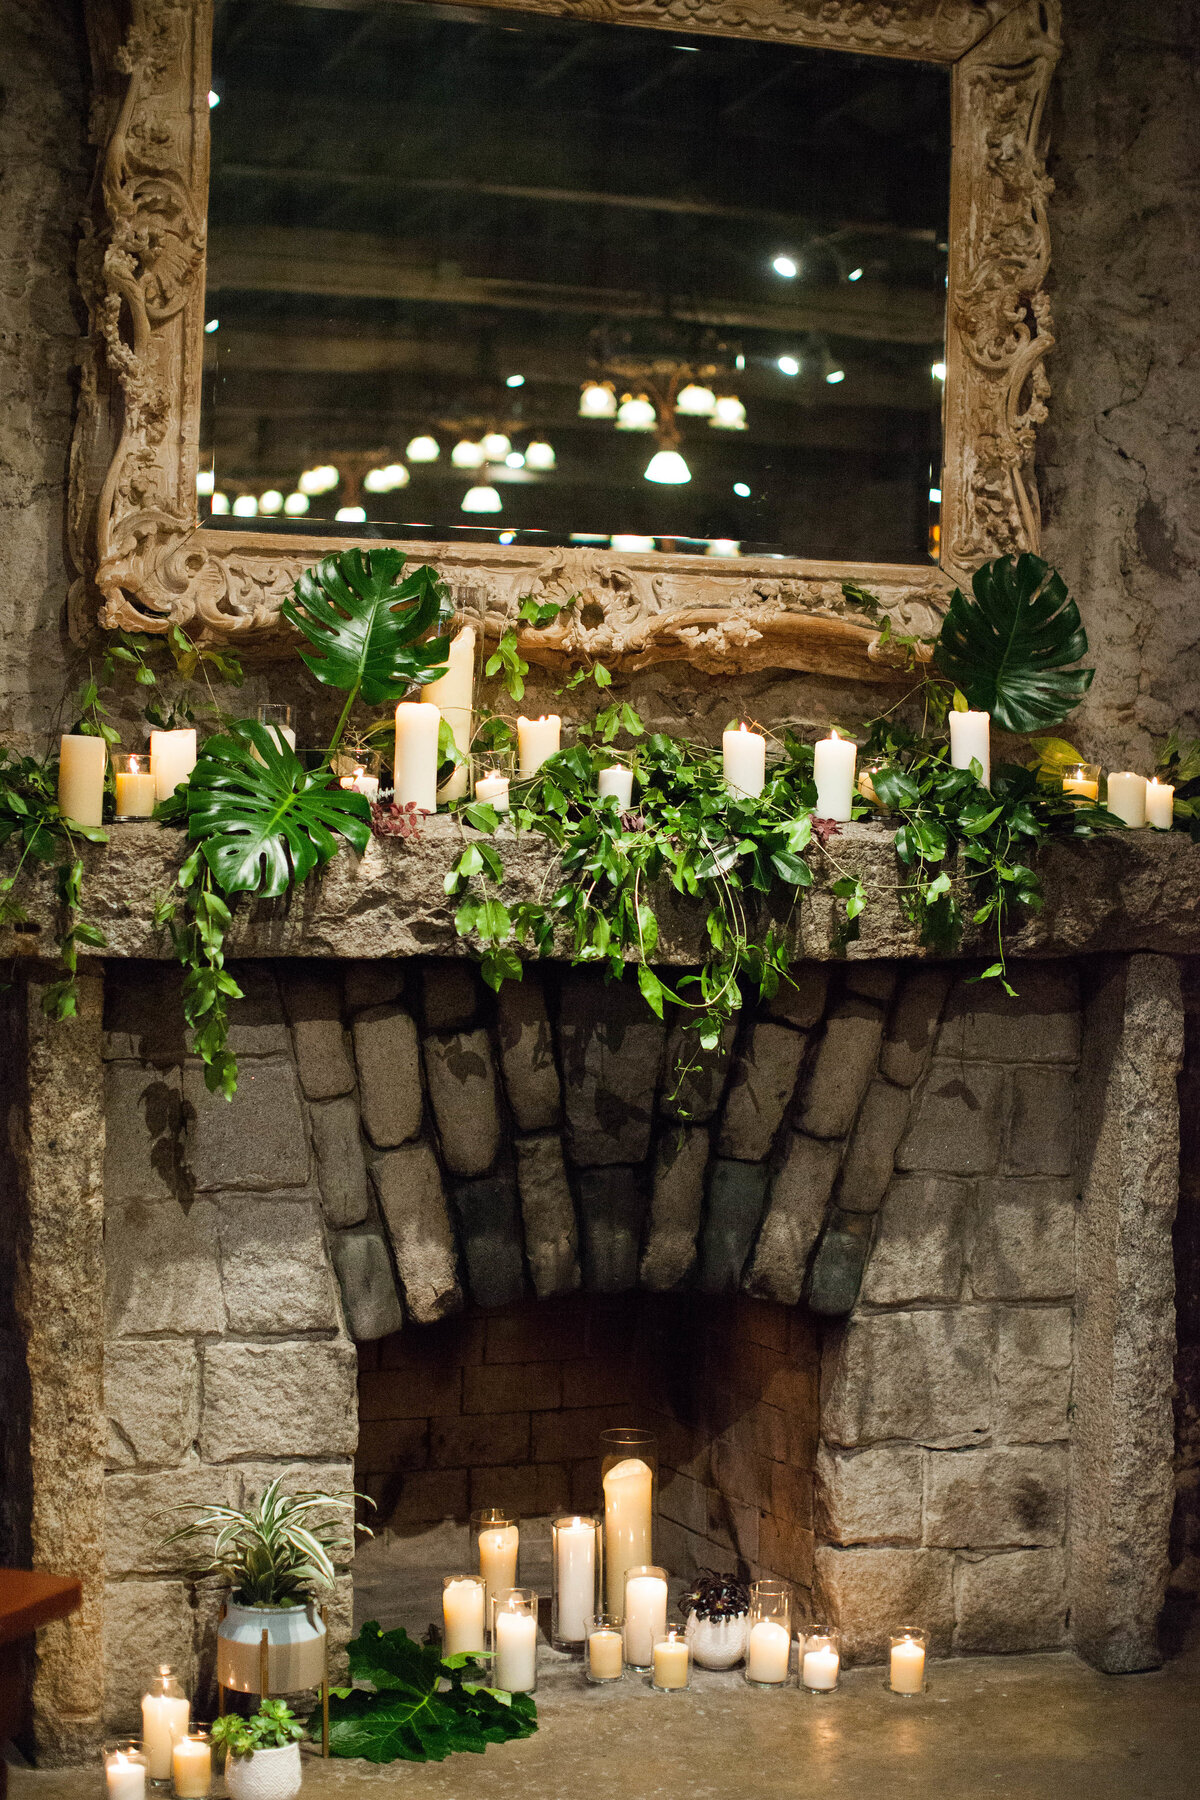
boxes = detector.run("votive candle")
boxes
[1106,771,1147,827]
[104,1745,146,1800]
[394,701,441,813]
[651,1630,691,1691]
[949,709,991,787]
[888,1628,928,1695]
[474,772,510,811]
[113,753,156,820]
[801,1628,840,1693]
[722,723,766,798]
[813,731,857,822]
[622,1566,668,1669]
[517,714,561,776]
[442,1575,486,1656]
[745,1580,791,1687]
[587,1619,624,1682]
[58,734,107,828]
[598,766,634,810]
[171,1732,211,1799]
[1145,779,1175,830]
[140,1669,189,1779]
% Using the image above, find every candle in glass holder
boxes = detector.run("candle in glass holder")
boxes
[1106,771,1147,827]
[598,766,634,810]
[58,734,107,828]
[492,1589,538,1693]
[394,702,441,813]
[113,753,156,820]
[552,1515,600,1648]
[1061,761,1100,802]
[104,1743,146,1800]
[813,732,857,822]
[1146,779,1175,830]
[948,710,991,787]
[473,1510,519,1606]
[474,772,510,811]
[150,727,197,802]
[888,1628,927,1695]
[602,1447,654,1618]
[622,1567,667,1669]
[587,1618,624,1683]
[140,1666,189,1779]
[255,702,296,752]
[801,1628,841,1693]
[422,626,476,801]
[745,1580,791,1687]
[651,1630,691,1691]
[722,723,765,798]
[517,714,561,776]
[442,1575,486,1655]
[171,1732,211,1799]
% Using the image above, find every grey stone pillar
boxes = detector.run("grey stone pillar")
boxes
[1072,954,1182,1672]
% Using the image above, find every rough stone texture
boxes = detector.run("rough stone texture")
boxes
[925,1447,1068,1549]
[103,1581,195,1732]
[513,1132,580,1298]
[640,1125,710,1291]
[844,962,897,1005]
[344,961,407,1010]
[423,1028,502,1176]
[281,967,356,1099]
[331,1230,404,1340]
[105,1198,224,1339]
[744,1132,840,1304]
[353,1004,423,1148]
[103,1063,180,1205]
[697,1159,770,1293]
[419,960,480,1031]
[1005,1066,1076,1176]
[953,1549,1068,1654]
[815,1546,956,1663]
[559,972,664,1165]
[806,1208,874,1317]
[182,1059,310,1192]
[218,1196,340,1334]
[880,967,953,1087]
[659,1017,736,1123]
[995,1307,1073,1445]
[795,996,884,1139]
[218,965,291,1055]
[836,1079,911,1213]
[310,1094,371,1228]
[816,1444,924,1547]
[895,1060,1005,1176]
[496,971,561,1130]
[105,1466,242,1578]
[823,1310,991,1450]
[970,1178,1076,1300]
[102,965,189,1065]
[450,1174,526,1308]
[937,967,1081,1064]
[1071,955,1183,1673]
[765,964,830,1030]
[861,1175,970,1306]
[574,1165,648,1293]
[201,1340,358,1461]
[716,1022,807,1162]
[105,1341,198,1471]
[370,1142,463,1323]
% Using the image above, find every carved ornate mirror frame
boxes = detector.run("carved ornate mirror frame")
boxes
[72,0,1060,683]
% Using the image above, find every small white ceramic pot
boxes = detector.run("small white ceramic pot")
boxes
[685,1609,750,1670]
[217,1599,326,1694]
[224,1742,302,1800]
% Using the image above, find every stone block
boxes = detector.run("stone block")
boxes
[310,1094,371,1228]
[879,967,953,1087]
[836,1080,911,1213]
[822,1309,991,1449]
[640,1124,709,1291]
[103,964,188,1064]
[353,1005,423,1148]
[1005,1066,1076,1175]
[995,1306,1073,1443]
[806,1209,873,1317]
[182,1059,309,1192]
[716,1022,808,1161]
[281,967,355,1100]
[419,960,480,1031]
[795,996,885,1139]
[218,1196,339,1334]
[496,971,561,1130]
[937,965,1080,1064]
[970,1178,1076,1299]
[559,971,664,1165]
[575,1165,648,1293]
[201,1340,358,1461]
[104,1062,181,1206]
[450,1173,526,1308]
[925,1446,1067,1548]
[757,1513,809,1587]
[423,1028,502,1176]
[765,964,830,1030]
[345,961,407,1010]
[895,1059,1005,1175]
[106,1465,241,1576]
[105,1341,198,1470]
[219,965,290,1055]
[659,1016,737,1123]
[816,1444,924,1545]
[106,1198,224,1338]
[104,1580,194,1730]
[861,1175,970,1306]
[844,961,898,1005]
[744,1132,840,1305]
[371,1141,463,1324]
[331,1230,405,1340]
[954,1549,1068,1653]
[815,1546,955,1663]
[697,1159,770,1292]
[513,1131,580,1298]
[431,1412,531,1469]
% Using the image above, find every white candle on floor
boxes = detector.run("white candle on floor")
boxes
[422,627,476,802]
[603,1459,653,1616]
[105,1750,146,1800]
[394,701,441,813]
[622,1571,667,1668]
[747,1619,790,1684]
[517,714,561,776]
[722,723,766,798]
[478,1523,519,1604]
[1145,779,1175,829]
[554,1518,597,1644]
[474,772,510,811]
[598,766,634,809]
[58,734,107,828]
[889,1635,926,1694]
[494,1608,538,1692]
[442,1577,486,1655]
[141,1691,189,1779]
[1106,771,1147,827]
[653,1635,690,1690]
[948,710,991,787]
[171,1734,212,1799]
[149,726,197,802]
[588,1626,624,1679]
[813,732,857,822]
[802,1644,840,1690]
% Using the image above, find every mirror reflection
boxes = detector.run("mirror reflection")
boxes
[203,0,949,562]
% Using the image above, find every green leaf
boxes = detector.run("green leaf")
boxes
[933,553,1094,733]
[636,962,666,1018]
[281,550,450,706]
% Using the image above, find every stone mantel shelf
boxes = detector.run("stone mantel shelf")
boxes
[7,819,1200,964]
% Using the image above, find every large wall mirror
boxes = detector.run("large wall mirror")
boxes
[74,0,1060,677]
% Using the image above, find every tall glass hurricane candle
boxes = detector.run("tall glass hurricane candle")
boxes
[600,1429,656,1619]
[552,1515,601,1649]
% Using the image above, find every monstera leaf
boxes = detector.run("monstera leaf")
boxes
[933,553,1094,734]
[184,723,372,898]
[281,548,452,706]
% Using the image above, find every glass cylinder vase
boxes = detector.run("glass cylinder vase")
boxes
[744,1582,792,1688]
[255,702,296,751]
[471,1509,519,1612]
[491,1587,539,1694]
[600,1428,657,1620]
[140,1666,189,1781]
[801,1627,841,1694]
[171,1730,212,1800]
[888,1627,928,1696]
[104,1740,147,1800]
[442,1574,487,1656]
[651,1629,692,1692]
[552,1513,602,1651]
[586,1613,625,1684]
[622,1564,668,1671]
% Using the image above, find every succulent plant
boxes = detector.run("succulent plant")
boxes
[685,1569,750,1621]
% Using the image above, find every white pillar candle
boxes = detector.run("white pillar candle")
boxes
[588,1626,624,1679]
[1106,771,1147,827]
[171,1735,212,1799]
[722,723,766,798]
[746,1619,791,1684]
[338,767,379,801]
[114,757,156,819]
[140,1692,190,1779]
[652,1635,690,1690]
[622,1572,667,1668]
[1146,779,1175,829]
[889,1635,926,1694]
[494,1607,538,1692]
[603,1459,653,1616]
[802,1644,840,1691]
[598,766,634,810]
[517,714,561,777]
[58,734,107,828]
[478,1523,519,1604]
[813,732,857,822]
[394,701,441,813]
[948,710,991,787]
[149,727,197,802]
[105,1751,146,1800]
[554,1519,597,1644]
[474,772,510,811]
[442,1577,486,1655]
[423,627,476,802]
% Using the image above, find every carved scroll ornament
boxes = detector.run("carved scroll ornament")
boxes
[72,0,1060,680]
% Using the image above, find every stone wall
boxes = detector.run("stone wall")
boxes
[1168,960,1200,1649]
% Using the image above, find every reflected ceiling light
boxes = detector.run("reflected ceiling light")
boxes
[735,353,745,371]
[929,486,942,504]
[196,470,215,495]
[523,440,556,471]
[709,395,747,431]
[676,383,716,417]
[204,319,219,334]
[232,495,258,517]
[364,464,410,493]
[335,505,367,523]
[826,369,845,385]
[644,449,691,484]
[705,539,741,558]
[258,490,284,514]
[505,451,526,469]
[406,434,440,462]
[579,381,618,419]
[209,492,230,514]
[451,439,486,469]
[848,267,864,282]
[499,530,516,544]
[461,484,503,514]
[772,255,798,279]
[482,431,512,460]
[505,374,525,388]
[611,534,656,553]
[733,482,752,498]
[777,355,800,377]
[284,491,310,515]
[931,361,947,381]
[615,393,657,432]
[298,464,339,495]
[208,90,220,108]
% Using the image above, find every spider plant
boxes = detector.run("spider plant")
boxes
[163,1477,372,1607]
